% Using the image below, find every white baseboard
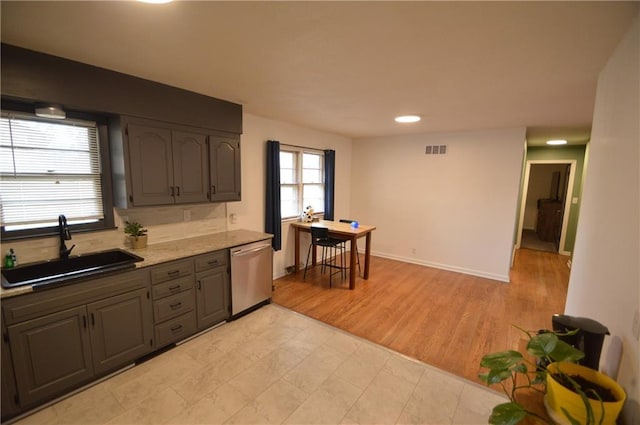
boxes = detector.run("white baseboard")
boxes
[371,251,510,283]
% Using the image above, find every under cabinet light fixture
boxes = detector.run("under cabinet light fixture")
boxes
[395,115,421,123]
[35,104,66,120]
[546,139,568,146]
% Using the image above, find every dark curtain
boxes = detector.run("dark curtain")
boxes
[324,149,336,221]
[265,140,282,251]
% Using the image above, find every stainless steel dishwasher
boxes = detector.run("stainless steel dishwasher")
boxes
[230,240,273,316]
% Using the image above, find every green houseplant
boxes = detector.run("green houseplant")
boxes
[479,327,625,425]
[124,221,148,249]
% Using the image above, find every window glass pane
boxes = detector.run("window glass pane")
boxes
[302,153,322,184]
[302,153,320,169]
[0,115,104,231]
[302,169,322,183]
[303,184,324,213]
[280,185,299,218]
[279,151,297,184]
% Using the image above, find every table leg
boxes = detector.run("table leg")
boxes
[364,232,372,279]
[349,235,357,290]
[294,227,300,273]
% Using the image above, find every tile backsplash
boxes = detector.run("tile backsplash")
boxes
[2,204,228,265]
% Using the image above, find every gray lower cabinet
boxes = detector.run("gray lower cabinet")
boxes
[195,251,230,329]
[8,305,94,408]
[88,288,153,375]
[2,269,153,412]
[151,259,197,348]
[1,314,20,420]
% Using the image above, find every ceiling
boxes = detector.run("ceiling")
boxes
[1,1,637,144]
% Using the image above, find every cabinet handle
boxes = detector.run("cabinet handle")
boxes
[207,260,218,265]
[176,186,180,196]
[197,280,202,290]
[167,270,180,277]
[91,313,95,327]
[211,185,216,195]
[169,302,182,310]
[170,186,175,196]
[170,324,183,333]
[169,285,180,292]
[83,316,87,329]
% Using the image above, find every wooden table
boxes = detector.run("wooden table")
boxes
[291,220,376,290]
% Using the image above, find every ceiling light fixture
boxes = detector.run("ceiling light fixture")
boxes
[138,0,173,3]
[546,139,568,146]
[395,115,421,123]
[35,104,66,120]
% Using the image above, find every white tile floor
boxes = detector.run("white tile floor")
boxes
[13,305,506,425]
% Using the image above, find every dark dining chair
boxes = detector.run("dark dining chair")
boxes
[303,226,346,287]
[339,219,362,276]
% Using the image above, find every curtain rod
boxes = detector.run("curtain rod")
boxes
[280,143,326,153]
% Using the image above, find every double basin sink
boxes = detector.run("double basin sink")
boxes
[1,249,144,290]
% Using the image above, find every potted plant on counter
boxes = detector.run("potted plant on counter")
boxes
[124,221,148,250]
[478,327,625,425]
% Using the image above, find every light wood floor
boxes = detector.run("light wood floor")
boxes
[272,248,570,385]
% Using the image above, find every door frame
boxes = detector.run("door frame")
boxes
[516,159,576,255]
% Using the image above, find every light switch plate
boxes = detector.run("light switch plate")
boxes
[632,310,640,341]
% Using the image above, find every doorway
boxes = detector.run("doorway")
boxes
[516,160,576,254]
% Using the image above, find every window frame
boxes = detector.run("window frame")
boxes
[0,100,115,240]
[280,147,325,221]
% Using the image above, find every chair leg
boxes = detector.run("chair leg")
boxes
[355,244,361,276]
[303,242,313,280]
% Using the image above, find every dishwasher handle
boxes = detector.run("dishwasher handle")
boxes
[232,244,271,257]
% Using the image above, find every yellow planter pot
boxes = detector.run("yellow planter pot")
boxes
[545,362,625,425]
[130,234,148,250]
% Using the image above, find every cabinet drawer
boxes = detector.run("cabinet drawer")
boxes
[152,276,193,300]
[194,250,227,273]
[153,290,194,322]
[155,311,196,348]
[151,259,193,285]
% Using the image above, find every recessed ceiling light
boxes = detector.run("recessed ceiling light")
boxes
[138,0,173,3]
[395,115,421,123]
[546,139,568,146]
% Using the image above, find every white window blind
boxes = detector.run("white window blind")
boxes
[0,114,104,231]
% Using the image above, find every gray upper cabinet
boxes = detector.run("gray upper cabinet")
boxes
[127,123,209,206]
[8,306,94,408]
[209,135,241,202]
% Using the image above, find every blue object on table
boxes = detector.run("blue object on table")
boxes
[351,221,359,228]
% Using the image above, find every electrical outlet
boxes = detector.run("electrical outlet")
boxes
[411,248,416,255]
[632,310,640,341]
[183,210,191,222]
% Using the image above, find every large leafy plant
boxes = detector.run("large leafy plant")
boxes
[479,327,586,425]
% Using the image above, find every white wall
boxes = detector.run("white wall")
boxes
[565,14,639,425]
[227,113,353,278]
[350,128,526,282]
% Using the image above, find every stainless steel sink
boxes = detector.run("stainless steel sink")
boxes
[1,249,144,289]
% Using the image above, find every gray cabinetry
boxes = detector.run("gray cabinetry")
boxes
[1,268,152,411]
[127,123,209,206]
[195,251,230,329]
[1,314,22,419]
[8,306,93,408]
[209,135,241,202]
[150,259,197,348]
[88,288,153,375]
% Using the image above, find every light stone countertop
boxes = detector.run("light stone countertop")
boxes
[0,229,273,299]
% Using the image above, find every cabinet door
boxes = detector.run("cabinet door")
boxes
[172,131,209,204]
[8,306,93,408]
[1,315,20,420]
[195,266,230,329]
[128,124,175,206]
[87,288,153,375]
[209,135,241,202]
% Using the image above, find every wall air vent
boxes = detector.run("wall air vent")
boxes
[425,145,447,155]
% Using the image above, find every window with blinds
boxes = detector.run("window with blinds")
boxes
[0,113,105,233]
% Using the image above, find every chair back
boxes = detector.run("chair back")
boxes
[310,226,329,244]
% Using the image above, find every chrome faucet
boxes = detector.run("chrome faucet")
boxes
[58,214,75,260]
